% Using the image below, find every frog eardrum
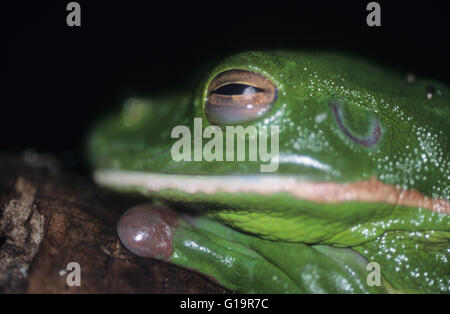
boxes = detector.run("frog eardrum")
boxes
[329,100,382,147]
[205,69,278,125]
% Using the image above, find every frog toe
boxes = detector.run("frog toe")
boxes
[117,204,181,261]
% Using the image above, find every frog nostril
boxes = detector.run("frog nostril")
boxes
[329,101,382,147]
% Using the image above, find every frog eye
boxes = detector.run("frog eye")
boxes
[205,69,277,124]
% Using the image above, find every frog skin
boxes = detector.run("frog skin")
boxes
[87,51,450,293]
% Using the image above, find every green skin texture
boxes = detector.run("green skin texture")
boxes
[88,51,450,293]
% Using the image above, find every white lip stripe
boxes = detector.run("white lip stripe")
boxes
[94,170,450,214]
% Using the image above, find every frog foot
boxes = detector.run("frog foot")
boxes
[117,204,389,294]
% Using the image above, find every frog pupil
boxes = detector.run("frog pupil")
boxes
[212,84,264,96]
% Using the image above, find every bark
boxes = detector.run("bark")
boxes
[0,152,228,293]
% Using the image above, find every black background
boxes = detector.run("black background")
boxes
[3,1,450,171]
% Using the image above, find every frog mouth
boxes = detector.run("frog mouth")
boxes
[94,170,449,214]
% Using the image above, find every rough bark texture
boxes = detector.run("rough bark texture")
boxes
[0,152,229,293]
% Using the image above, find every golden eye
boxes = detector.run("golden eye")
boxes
[205,69,277,125]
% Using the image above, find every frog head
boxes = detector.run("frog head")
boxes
[89,50,449,189]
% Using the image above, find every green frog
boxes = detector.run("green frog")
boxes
[87,50,449,293]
